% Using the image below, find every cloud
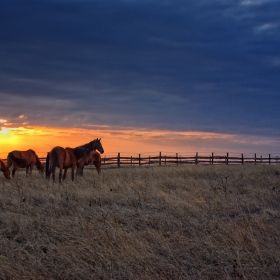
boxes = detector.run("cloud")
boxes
[0,0,280,141]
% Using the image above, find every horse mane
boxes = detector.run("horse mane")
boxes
[73,147,90,160]
[78,139,98,150]
[79,138,104,154]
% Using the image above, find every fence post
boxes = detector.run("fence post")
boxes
[159,152,162,166]
[226,153,229,165]
[195,152,198,165]
[255,153,257,165]
[117,153,120,168]
[269,154,271,165]
[241,154,244,165]
[211,153,214,164]
[139,154,141,166]
[176,153,178,166]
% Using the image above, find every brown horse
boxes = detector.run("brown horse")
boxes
[7,149,44,177]
[46,146,90,182]
[77,150,101,175]
[0,159,11,179]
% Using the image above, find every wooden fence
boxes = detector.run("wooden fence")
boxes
[12,152,278,168]
[100,152,280,167]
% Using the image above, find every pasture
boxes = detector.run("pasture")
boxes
[0,164,280,279]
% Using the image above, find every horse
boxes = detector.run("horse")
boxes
[77,150,101,175]
[46,146,90,183]
[0,159,11,179]
[7,149,44,177]
[78,138,104,154]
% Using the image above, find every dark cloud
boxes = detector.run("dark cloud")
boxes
[0,0,280,137]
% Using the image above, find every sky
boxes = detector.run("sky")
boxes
[1,0,280,157]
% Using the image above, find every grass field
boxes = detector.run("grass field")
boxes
[1,164,280,279]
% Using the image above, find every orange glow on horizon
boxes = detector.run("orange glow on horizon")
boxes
[0,125,278,159]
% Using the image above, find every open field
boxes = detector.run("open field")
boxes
[1,164,280,279]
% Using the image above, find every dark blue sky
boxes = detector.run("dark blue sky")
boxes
[1,0,280,139]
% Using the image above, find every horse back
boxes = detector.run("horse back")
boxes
[7,151,28,167]
[64,147,76,167]
[9,150,35,164]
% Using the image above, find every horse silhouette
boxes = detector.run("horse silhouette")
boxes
[7,149,44,177]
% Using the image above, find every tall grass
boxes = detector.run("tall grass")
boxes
[0,164,280,279]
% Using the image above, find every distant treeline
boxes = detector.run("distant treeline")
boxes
[3,152,280,167]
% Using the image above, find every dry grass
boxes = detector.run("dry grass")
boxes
[1,164,280,279]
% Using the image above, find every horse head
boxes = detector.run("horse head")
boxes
[93,138,104,154]
[0,161,11,180]
[39,165,45,174]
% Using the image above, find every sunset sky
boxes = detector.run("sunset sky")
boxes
[1,0,280,158]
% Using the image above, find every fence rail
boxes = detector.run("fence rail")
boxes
[4,152,277,168]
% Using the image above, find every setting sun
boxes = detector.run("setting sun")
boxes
[0,127,19,150]
[0,127,8,134]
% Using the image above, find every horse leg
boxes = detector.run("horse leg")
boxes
[94,162,101,174]
[26,166,29,176]
[52,167,55,182]
[29,164,34,176]
[76,163,83,176]
[12,167,16,177]
[63,168,68,181]
[59,167,64,183]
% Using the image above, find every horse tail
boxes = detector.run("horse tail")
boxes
[46,152,50,177]
[50,149,58,174]
[7,152,28,167]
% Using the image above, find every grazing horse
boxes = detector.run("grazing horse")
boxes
[7,149,44,177]
[46,146,90,183]
[79,138,104,155]
[0,159,11,179]
[77,150,101,175]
